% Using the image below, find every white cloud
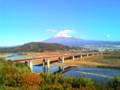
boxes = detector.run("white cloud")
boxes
[46,29,57,33]
[106,34,110,38]
[54,30,73,38]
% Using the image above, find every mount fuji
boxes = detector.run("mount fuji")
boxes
[44,32,120,46]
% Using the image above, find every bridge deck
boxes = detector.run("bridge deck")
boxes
[13,52,102,63]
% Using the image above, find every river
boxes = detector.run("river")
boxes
[5,53,27,60]
[33,65,120,82]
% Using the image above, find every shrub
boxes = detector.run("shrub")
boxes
[17,73,42,90]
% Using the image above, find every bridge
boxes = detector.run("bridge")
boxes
[13,52,102,72]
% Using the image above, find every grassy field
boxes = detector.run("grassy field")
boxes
[0,53,10,58]
[64,51,120,68]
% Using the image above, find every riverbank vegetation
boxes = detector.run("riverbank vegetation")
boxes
[0,58,120,90]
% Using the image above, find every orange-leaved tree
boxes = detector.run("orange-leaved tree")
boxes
[17,73,42,90]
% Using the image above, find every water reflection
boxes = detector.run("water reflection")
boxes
[63,67,120,82]
[33,65,120,82]
[33,65,62,73]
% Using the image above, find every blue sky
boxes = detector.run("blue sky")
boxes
[0,0,120,46]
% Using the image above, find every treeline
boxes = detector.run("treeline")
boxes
[0,42,70,53]
[0,58,120,90]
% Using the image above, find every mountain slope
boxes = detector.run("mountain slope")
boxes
[44,33,120,46]
[0,42,70,53]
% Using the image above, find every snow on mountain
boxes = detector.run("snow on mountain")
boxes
[53,30,74,38]
[53,30,72,38]
[44,31,83,46]
[44,31,120,46]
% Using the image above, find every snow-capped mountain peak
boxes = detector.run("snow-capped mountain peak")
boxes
[53,30,72,38]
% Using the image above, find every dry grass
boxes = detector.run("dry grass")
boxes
[0,53,10,57]
[64,55,107,67]
[26,51,72,57]
[64,54,120,68]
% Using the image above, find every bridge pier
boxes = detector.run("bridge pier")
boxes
[80,55,82,58]
[43,59,45,68]
[62,66,64,71]
[58,57,61,62]
[59,66,61,71]
[62,57,64,63]
[25,61,28,65]
[72,56,75,60]
[43,59,46,72]
[29,61,33,71]
[87,54,89,57]
[47,59,50,69]
[47,68,50,74]
[43,67,46,73]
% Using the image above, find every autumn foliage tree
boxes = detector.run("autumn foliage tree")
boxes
[17,73,42,90]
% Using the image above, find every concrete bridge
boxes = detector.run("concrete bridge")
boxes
[13,52,102,72]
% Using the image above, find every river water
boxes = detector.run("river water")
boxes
[63,66,120,82]
[33,65,120,82]
[5,53,28,60]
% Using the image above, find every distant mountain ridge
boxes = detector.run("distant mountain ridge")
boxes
[0,42,70,53]
[44,35,120,46]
